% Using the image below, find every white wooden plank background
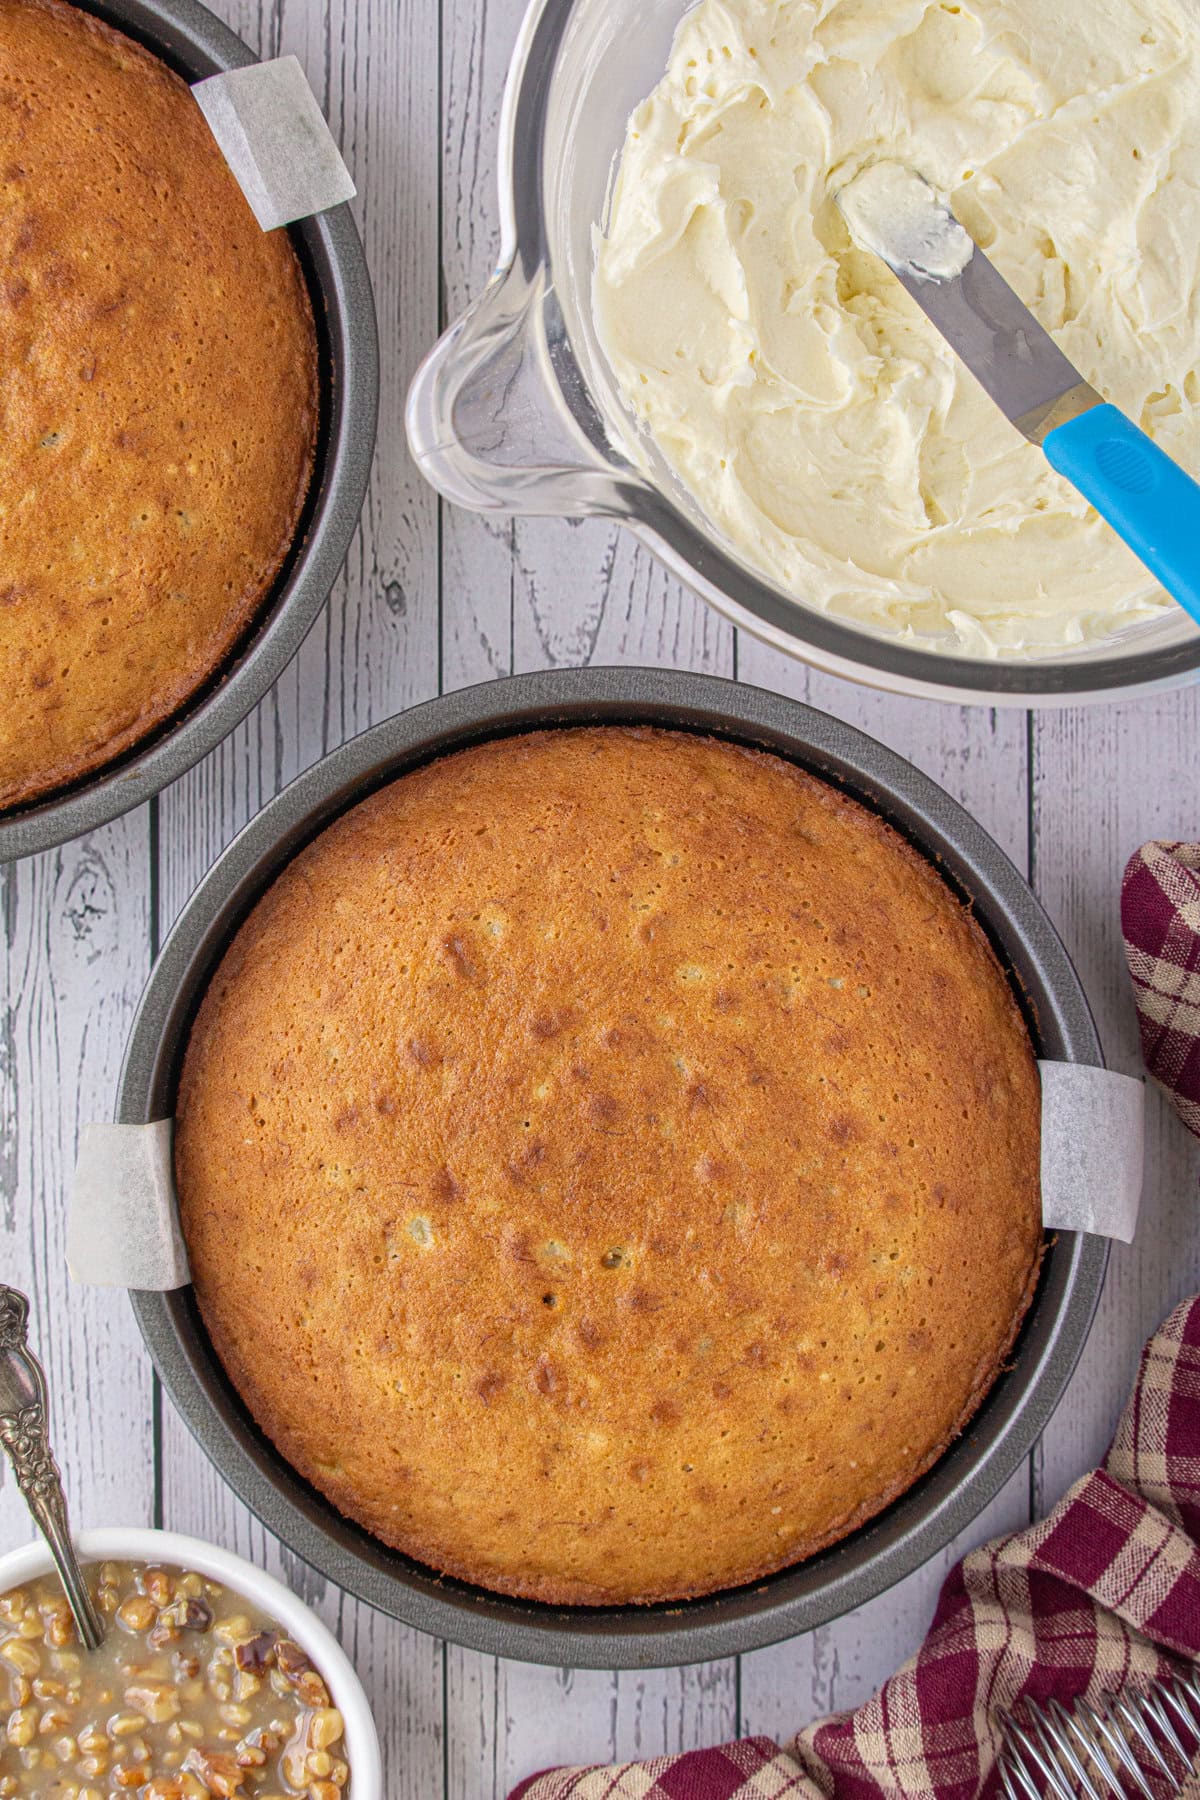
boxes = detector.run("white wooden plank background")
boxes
[3,0,1200,1795]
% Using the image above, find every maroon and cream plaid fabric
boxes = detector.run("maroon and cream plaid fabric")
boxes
[1122,842,1200,1138]
[510,1294,1200,1800]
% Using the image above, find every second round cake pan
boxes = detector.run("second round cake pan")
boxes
[121,666,1108,1667]
[0,0,379,864]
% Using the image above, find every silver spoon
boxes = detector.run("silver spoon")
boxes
[0,1284,104,1649]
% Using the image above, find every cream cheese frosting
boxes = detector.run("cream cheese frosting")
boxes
[593,0,1200,656]
[837,162,974,283]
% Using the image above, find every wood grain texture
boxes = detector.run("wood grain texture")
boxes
[440,0,519,697]
[0,815,154,1543]
[1030,693,1200,1510]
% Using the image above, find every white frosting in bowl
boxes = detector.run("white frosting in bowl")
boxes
[593,0,1200,656]
[836,162,973,283]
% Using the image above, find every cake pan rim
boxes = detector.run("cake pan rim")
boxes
[0,0,379,862]
[121,666,1109,1667]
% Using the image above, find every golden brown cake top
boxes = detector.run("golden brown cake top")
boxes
[0,0,318,811]
[176,727,1043,1605]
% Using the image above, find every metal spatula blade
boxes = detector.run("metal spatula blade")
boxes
[835,164,1200,626]
[878,241,1099,445]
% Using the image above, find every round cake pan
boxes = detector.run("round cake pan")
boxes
[0,0,379,864]
[122,667,1108,1668]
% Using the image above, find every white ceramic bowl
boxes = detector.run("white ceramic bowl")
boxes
[0,1527,382,1799]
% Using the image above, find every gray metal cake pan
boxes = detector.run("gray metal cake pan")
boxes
[122,667,1108,1668]
[0,0,379,863]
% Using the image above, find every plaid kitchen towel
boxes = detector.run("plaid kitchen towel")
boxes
[1122,841,1200,1138]
[510,1291,1200,1800]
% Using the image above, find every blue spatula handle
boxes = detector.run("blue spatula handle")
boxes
[1043,402,1200,627]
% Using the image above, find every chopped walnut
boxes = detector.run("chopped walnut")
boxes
[233,1632,275,1675]
[0,1564,350,1796]
[182,1745,248,1796]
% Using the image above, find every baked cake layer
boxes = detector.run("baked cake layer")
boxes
[0,0,318,809]
[176,727,1042,1604]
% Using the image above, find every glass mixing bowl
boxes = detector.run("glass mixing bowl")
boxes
[406,0,1200,706]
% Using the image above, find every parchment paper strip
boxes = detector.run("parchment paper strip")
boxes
[68,1122,190,1290]
[66,1062,1145,1291]
[192,56,355,232]
[1038,1060,1144,1243]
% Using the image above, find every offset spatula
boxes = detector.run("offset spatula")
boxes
[836,162,1200,627]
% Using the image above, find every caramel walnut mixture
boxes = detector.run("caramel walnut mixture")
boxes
[0,1562,350,1799]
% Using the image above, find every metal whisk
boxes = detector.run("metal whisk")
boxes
[999,1669,1200,1800]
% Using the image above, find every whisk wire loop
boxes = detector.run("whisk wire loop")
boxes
[997,1672,1200,1799]
[1044,1697,1111,1800]
[1112,1692,1178,1781]
[1138,1690,1192,1770]
[1085,1700,1159,1800]
[1030,1702,1107,1800]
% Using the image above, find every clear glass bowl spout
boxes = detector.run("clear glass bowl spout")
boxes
[407,257,638,521]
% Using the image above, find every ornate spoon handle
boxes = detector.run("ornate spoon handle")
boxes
[0,1285,104,1650]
